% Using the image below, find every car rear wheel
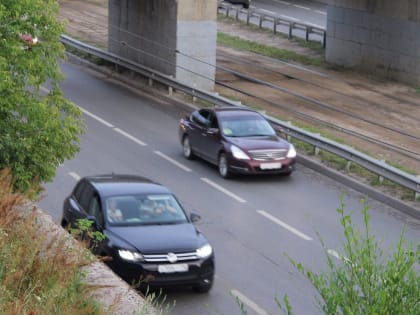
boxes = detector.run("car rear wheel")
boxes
[183,136,194,160]
[218,153,231,179]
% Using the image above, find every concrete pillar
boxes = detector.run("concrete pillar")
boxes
[326,0,420,86]
[108,0,216,91]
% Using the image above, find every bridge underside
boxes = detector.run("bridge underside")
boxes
[108,0,217,91]
[327,0,420,86]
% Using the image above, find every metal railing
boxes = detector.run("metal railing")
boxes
[60,34,420,201]
[217,2,326,47]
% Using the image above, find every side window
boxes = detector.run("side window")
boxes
[88,194,104,227]
[78,184,94,213]
[208,112,219,129]
[73,180,86,203]
[192,110,210,127]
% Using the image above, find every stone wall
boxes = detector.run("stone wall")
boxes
[326,0,420,86]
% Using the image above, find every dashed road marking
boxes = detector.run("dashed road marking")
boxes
[68,172,81,181]
[294,4,311,10]
[154,151,192,172]
[201,178,246,203]
[114,127,147,146]
[80,107,114,128]
[257,210,313,241]
[231,289,269,315]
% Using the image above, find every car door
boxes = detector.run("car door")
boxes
[189,109,211,157]
[65,180,91,225]
[200,111,223,164]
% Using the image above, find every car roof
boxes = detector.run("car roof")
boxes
[83,174,170,197]
[211,106,262,118]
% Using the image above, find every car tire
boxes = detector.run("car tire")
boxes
[183,136,194,160]
[218,153,231,179]
[192,279,213,293]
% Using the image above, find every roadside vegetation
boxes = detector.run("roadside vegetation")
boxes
[280,198,420,314]
[217,32,325,67]
[0,169,101,314]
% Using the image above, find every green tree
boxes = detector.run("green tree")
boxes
[280,198,420,315]
[0,0,84,192]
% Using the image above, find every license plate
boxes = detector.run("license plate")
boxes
[158,263,189,273]
[260,162,282,170]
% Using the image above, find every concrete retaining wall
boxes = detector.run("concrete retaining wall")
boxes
[326,0,420,86]
[108,0,217,91]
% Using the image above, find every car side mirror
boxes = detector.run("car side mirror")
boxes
[190,212,202,223]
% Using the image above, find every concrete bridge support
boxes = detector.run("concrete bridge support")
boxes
[108,0,217,91]
[326,0,420,86]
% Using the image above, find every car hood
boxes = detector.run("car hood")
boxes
[108,223,204,253]
[229,135,289,150]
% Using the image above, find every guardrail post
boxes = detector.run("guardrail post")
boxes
[192,83,197,103]
[148,75,153,87]
[345,161,352,172]
[306,27,310,41]
[273,20,277,34]
[288,22,293,38]
[378,175,384,184]
[168,76,173,96]
[247,10,250,25]
[314,147,320,156]
[226,6,229,17]
[323,31,326,48]
[259,16,263,28]
[235,8,239,20]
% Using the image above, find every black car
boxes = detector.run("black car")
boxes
[224,0,251,9]
[179,107,297,178]
[61,174,214,293]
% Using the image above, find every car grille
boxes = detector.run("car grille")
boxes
[248,149,288,161]
[143,251,198,263]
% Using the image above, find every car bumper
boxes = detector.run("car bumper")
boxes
[107,255,215,288]
[227,156,296,175]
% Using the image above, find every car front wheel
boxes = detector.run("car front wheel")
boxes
[183,136,194,160]
[218,153,231,179]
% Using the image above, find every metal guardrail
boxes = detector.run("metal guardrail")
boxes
[217,2,326,47]
[60,34,420,200]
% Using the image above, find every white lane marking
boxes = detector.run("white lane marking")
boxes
[328,249,351,264]
[154,151,192,172]
[68,172,81,181]
[79,107,114,128]
[200,178,246,203]
[275,0,291,5]
[257,210,313,241]
[280,14,300,22]
[231,289,269,315]
[307,22,324,29]
[327,249,341,260]
[294,4,311,10]
[260,8,276,15]
[315,10,327,15]
[114,128,147,146]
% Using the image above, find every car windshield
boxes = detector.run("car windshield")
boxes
[105,194,188,226]
[220,116,276,137]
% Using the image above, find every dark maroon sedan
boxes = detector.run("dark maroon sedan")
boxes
[179,107,297,178]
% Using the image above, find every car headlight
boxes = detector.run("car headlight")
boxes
[286,144,297,158]
[231,145,250,160]
[118,249,144,262]
[196,244,213,258]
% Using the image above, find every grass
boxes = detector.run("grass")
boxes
[0,170,102,315]
[0,169,168,315]
[217,32,325,67]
